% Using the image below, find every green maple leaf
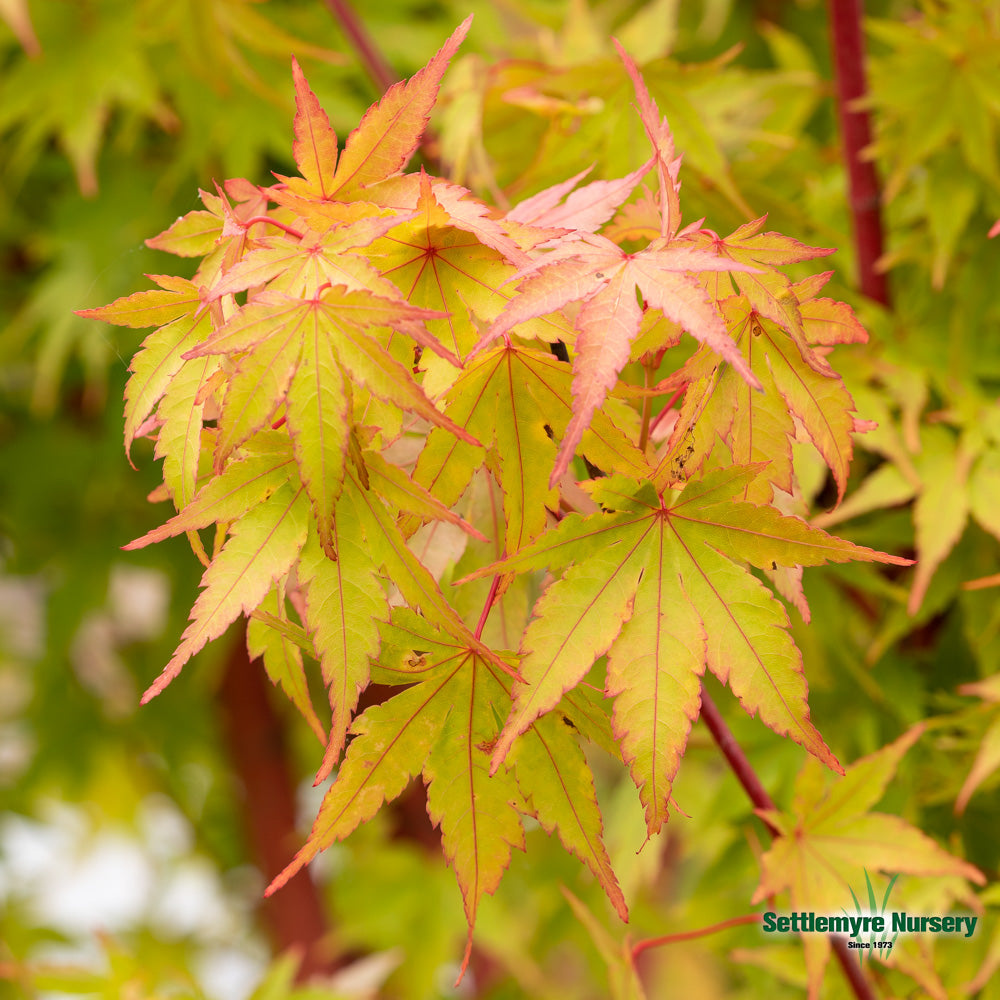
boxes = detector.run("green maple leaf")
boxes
[955,675,1000,814]
[464,467,911,834]
[184,284,474,557]
[658,291,865,504]
[411,343,647,555]
[687,216,837,377]
[267,609,625,974]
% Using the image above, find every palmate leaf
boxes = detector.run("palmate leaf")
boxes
[184,284,474,556]
[206,220,414,302]
[273,17,472,205]
[474,229,762,487]
[506,162,652,236]
[687,216,837,376]
[752,727,986,998]
[411,343,647,555]
[345,469,508,679]
[658,295,863,504]
[289,55,338,200]
[362,171,573,401]
[463,467,911,834]
[366,172,527,366]
[268,609,625,973]
[74,279,209,464]
[955,675,1000,814]
[123,436,296,550]
[155,354,220,514]
[612,40,682,240]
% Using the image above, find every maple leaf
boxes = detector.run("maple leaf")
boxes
[277,17,472,203]
[267,609,625,976]
[345,468,509,681]
[204,215,413,302]
[562,888,646,1000]
[506,160,653,238]
[685,216,837,376]
[463,467,911,834]
[815,421,989,617]
[907,425,971,615]
[955,674,1000,815]
[153,354,220,516]
[473,231,762,487]
[288,55,339,200]
[145,207,223,258]
[411,343,647,555]
[146,181,273,279]
[297,503,386,777]
[123,440,296,551]
[612,39,682,240]
[364,172,529,370]
[752,726,985,998]
[183,284,474,557]
[360,170,575,405]
[657,294,865,504]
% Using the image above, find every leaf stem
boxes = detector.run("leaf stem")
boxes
[474,574,502,641]
[647,382,687,438]
[631,913,762,960]
[827,0,890,306]
[243,216,305,240]
[638,361,655,453]
[698,683,877,1000]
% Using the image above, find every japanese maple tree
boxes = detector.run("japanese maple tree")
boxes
[79,14,930,987]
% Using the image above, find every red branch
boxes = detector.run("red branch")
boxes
[828,0,890,306]
[320,0,443,174]
[698,684,877,1000]
[698,685,780,833]
[320,0,399,94]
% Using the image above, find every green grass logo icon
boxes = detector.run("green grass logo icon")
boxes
[844,869,900,964]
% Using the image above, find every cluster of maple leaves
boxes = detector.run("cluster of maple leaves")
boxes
[80,17,919,971]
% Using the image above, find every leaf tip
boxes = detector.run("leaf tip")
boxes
[489,741,510,776]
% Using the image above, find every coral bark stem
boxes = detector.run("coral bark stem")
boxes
[828,0,891,305]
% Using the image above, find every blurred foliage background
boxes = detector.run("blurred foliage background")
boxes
[2,1,1000,998]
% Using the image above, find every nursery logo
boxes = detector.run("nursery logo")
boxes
[761,870,979,964]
